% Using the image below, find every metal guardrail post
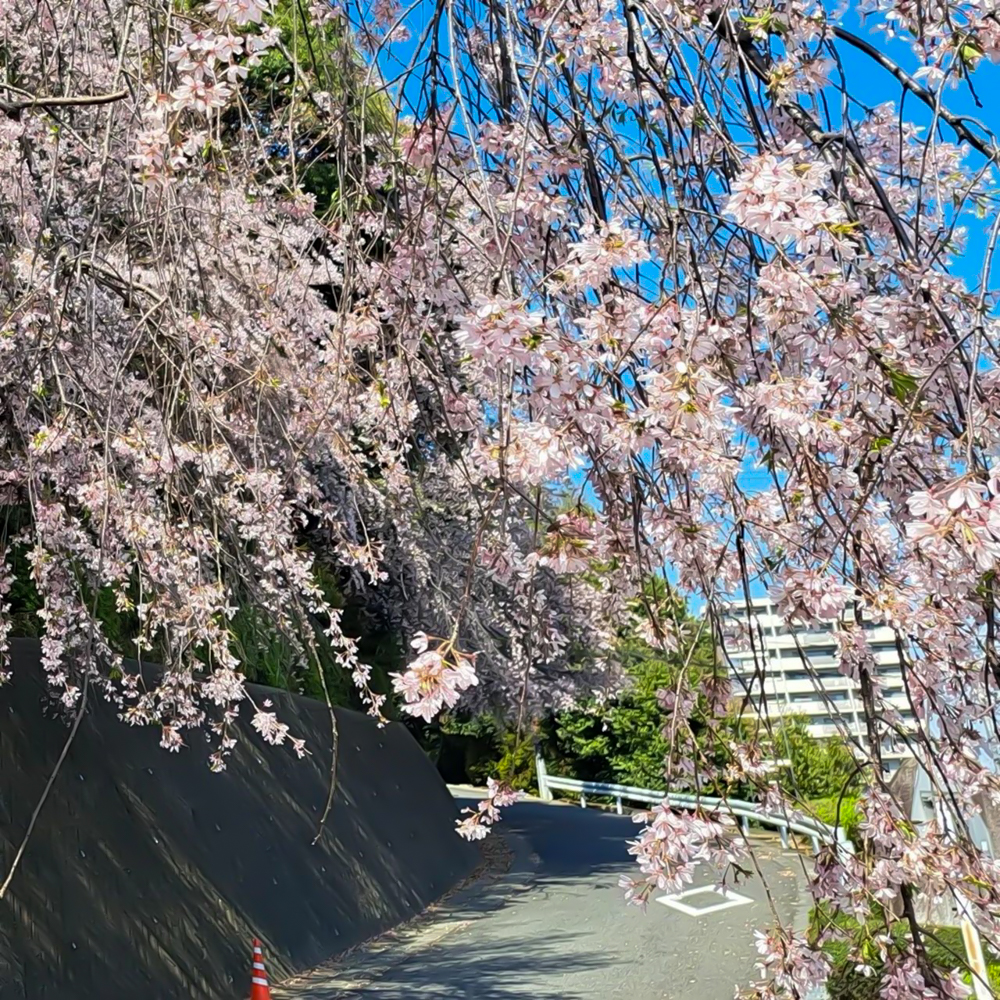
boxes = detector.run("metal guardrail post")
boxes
[535,754,552,800]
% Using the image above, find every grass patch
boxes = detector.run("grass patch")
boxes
[810,905,1000,999]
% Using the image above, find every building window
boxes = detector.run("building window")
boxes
[789,690,850,704]
[808,644,838,658]
[785,666,843,680]
[779,644,838,659]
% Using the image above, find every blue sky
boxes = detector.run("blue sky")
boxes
[371,0,1000,288]
[359,2,1000,604]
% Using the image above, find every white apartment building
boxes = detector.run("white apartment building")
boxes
[721,599,916,772]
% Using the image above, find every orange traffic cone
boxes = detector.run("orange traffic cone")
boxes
[250,938,272,1000]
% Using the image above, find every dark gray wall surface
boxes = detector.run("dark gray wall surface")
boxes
[0,639,477,998]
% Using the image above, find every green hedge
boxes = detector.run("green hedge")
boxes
[806,795,862,849]
[826,946,1000,1000]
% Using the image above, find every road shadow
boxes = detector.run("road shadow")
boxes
[279,801,638,999]
[328,929,615,1000]
[282,796,806,1000]
[448,797,646,909]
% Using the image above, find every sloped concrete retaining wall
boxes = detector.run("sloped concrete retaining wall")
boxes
[0,639,478,998]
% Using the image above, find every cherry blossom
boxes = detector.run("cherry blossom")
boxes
[251,699,292,746]
[205,0,270,26]
[621,803,748,904]
[455,778,521,840]
[5,0,1000,990]
[390,634,480,723]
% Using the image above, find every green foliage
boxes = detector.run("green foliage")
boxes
[2,504,401,713]
[230,560,402,714]
[467,730,537,791]
[806,795,862,849]
[822,962,875,1000]
[825,963,882,1000]
[922,927,1000,994]
[542,604,724,790]
[827,949,1000,998]
[408,577,722,790]
[535,583,862,805]
[811,905,1000,999]
[541,607,859,805]
[771,716,860,800]
[543,638,860,808]
[407,712,536,787]
[547,648,675,788]
[2,504,154,660]
[2,504,42,637]
[547,706,616,783]
[238,0,394,217]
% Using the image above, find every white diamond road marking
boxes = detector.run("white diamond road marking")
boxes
[654,885,754,917]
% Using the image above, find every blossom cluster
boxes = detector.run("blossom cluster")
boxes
[620,803,749,904]
[6,0,1000,992]
[455,778,521,841]
[390,633,479,723]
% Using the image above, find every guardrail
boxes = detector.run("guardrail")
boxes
[535,756,854,857]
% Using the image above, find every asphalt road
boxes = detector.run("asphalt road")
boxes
[282,794,814,1000]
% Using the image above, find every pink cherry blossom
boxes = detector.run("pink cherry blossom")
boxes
[455,778,521,840]
[6,0,1000,990]
[251,709,291,746]
[171,76,232,113]
[390,636,479,722]
[205,0,270,25]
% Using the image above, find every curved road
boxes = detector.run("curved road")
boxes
[280,793,813,1000]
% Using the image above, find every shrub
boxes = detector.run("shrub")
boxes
[807,795,862,849]
[813,906,1000,998]
[467,731,537,791]
[771,716,860,801]
[826,963,882,1000]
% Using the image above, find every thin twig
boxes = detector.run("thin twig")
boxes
[0,674,90,900]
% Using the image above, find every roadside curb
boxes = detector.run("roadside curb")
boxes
[272,830,539,999]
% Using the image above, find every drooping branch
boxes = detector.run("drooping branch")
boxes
[0,86,129,119]
[831,26,1000,166]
